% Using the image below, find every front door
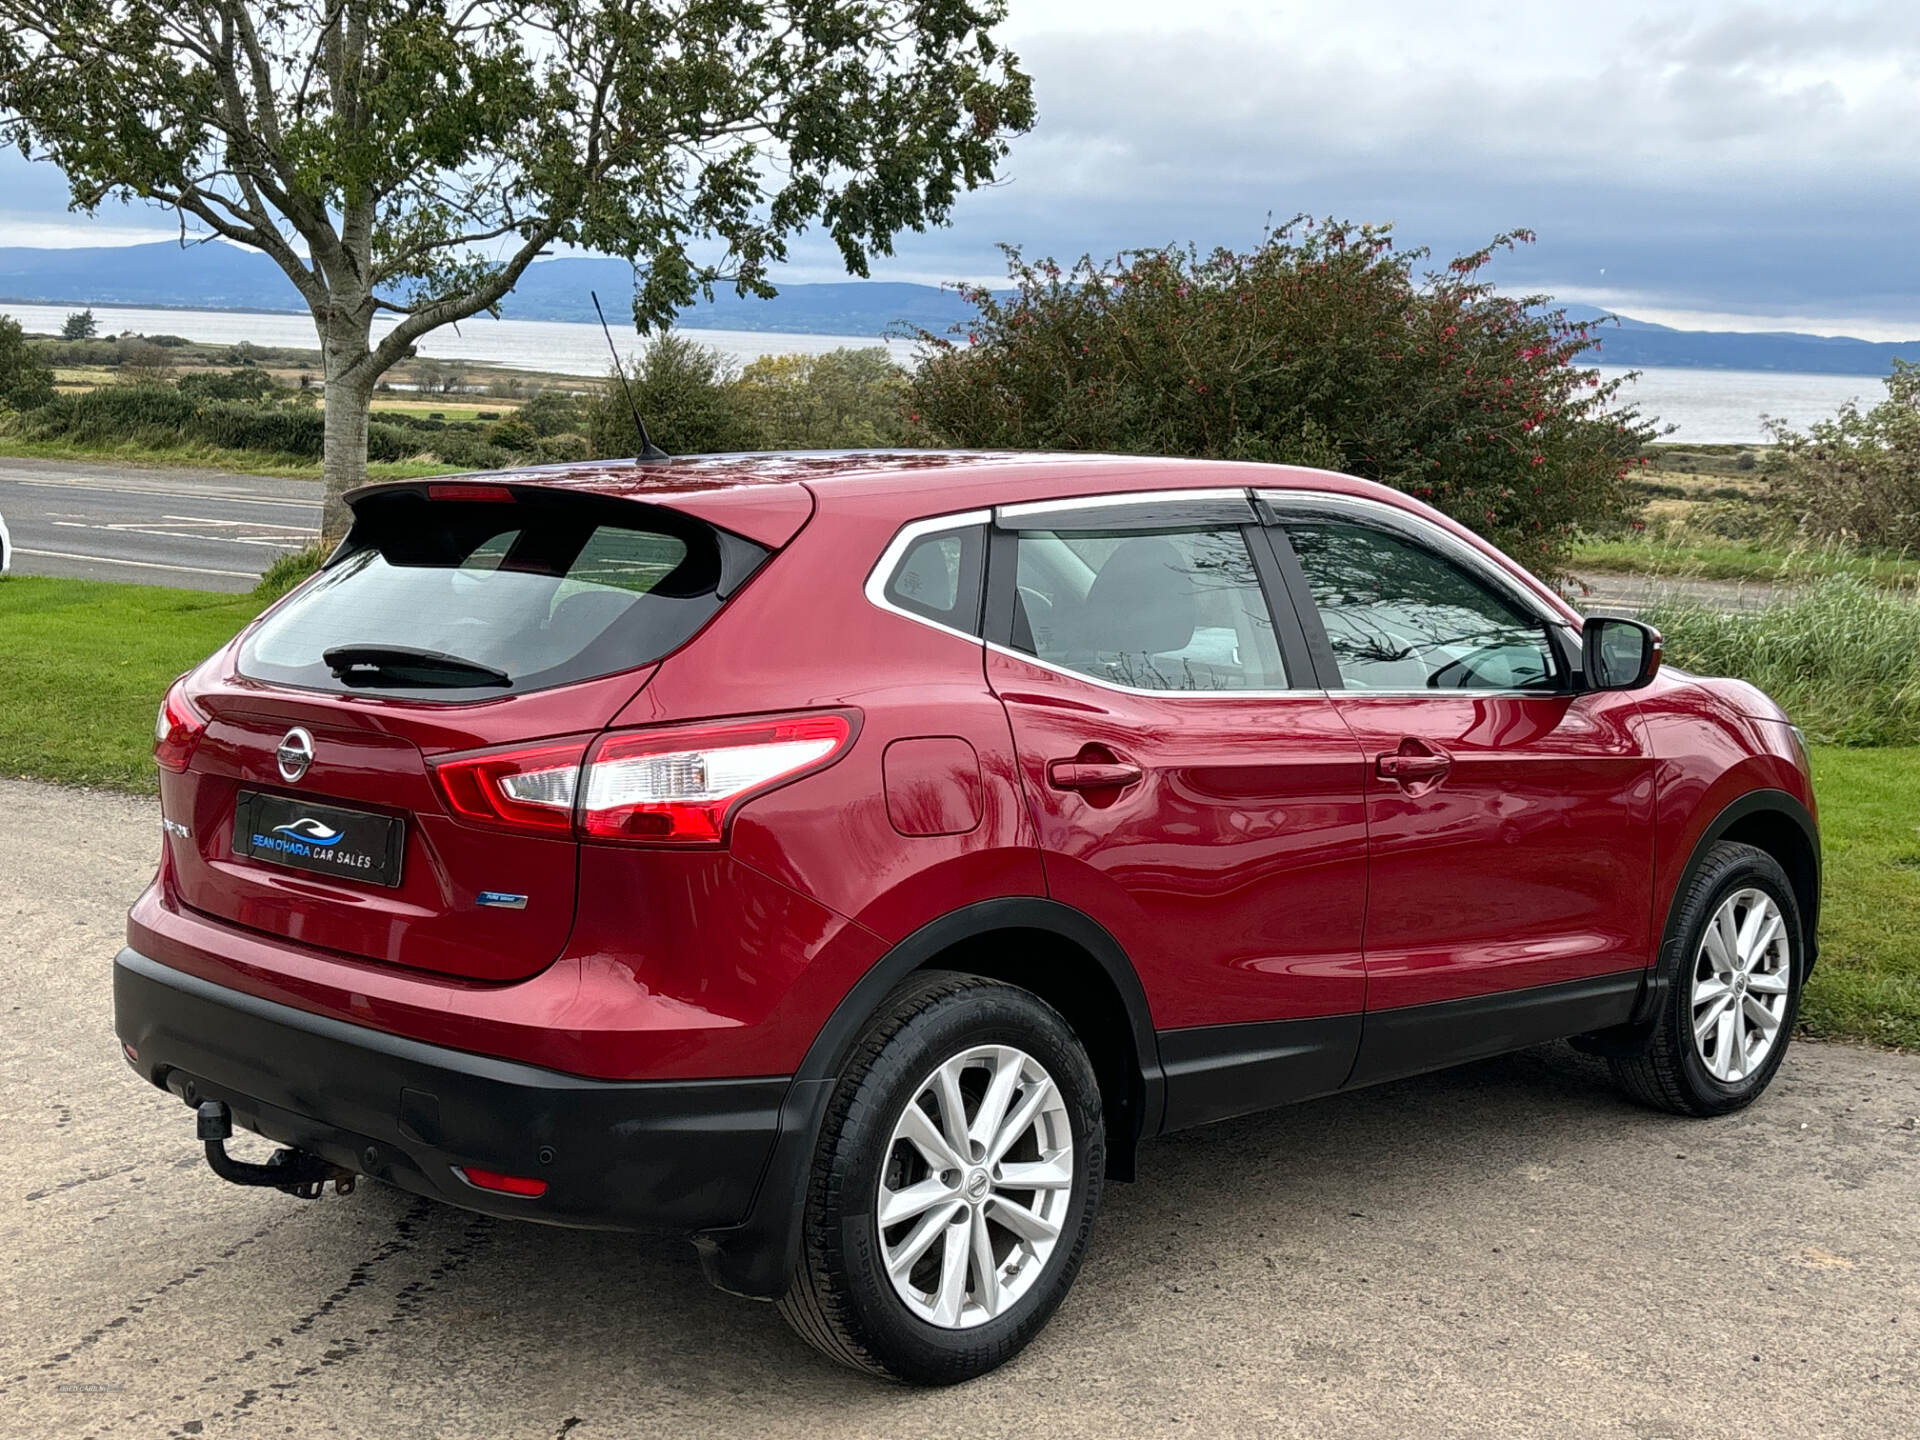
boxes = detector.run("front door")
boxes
[983,491,1371,1128]
[1265,494,1656,1085]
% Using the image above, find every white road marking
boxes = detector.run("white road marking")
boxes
[3,477,320,509]
[15,547,260,578]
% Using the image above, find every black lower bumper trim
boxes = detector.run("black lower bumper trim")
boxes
[113,948,790,1235]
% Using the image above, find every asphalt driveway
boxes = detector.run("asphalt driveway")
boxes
[2,777,1914,1438]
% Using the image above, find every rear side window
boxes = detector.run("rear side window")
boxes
[882,524,985,633]
[1009,526,1289,691]
[239,495,761,698]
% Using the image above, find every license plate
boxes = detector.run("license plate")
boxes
[232,791,405,888]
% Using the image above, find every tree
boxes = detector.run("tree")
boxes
[0,0,1033,541]
[60,308,97,340]
[0,315,56,410]
[1765,361,1920,553]
[735,348,910,449]
[906,221,1656,576]
[586,333,758,457]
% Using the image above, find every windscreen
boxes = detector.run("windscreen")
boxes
[239,494,754,699]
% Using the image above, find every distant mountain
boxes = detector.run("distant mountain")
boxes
[1,241,1915,374]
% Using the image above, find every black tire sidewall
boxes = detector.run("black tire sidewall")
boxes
[817,981,1105,1383]
[1664,844,1805,1111]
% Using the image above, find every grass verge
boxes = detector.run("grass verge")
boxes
[1572,536,1920,587]
[1800,748,1920,1051]
[0,431,457,482]
[0,576,262,792]
[0,574,1913,1050]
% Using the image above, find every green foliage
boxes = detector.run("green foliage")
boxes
[515,390,588,437]
[588,335,759,458]
[1646,578,1920,747]
[485,414,539,453]
[177,368,281,402]
[734,348,909,450]
[1767,361,1920,553]
[252,545,329,604]
[905,222,1655,577]
[0,315,55,411]
[60,308,95,340]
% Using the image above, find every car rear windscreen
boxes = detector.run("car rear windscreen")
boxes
[239,494,762,699]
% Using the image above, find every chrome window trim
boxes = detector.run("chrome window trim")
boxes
[983,641,1321,701]
[863,509,994,643]
[994,487,1251,525]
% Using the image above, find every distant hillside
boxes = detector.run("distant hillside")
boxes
[1,242,1915,374]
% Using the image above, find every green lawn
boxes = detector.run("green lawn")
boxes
[0,573,1913,1051]
[0,576,262,792]
[1799,747,1920,1051]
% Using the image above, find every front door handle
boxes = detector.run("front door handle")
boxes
[1048,758,1143,791]
[1376,741,1452,789]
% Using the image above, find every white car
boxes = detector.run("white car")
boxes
[0,509,10,573]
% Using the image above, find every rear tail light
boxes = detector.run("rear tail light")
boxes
[429,712,855,846]
[153,681,208,773]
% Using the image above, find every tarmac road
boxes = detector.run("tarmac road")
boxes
[0,457,319,591]
[3,787,1919,1439]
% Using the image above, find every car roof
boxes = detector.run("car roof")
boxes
[356,450,1575,619]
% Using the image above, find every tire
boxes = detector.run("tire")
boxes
[1609,840,1805,1117]
[777,972,1105,1384]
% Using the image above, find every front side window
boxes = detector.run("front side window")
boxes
[1282,518,1559,691]
[1009,526,1289,691]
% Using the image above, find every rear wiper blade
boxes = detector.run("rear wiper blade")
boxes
[322,644,512,688]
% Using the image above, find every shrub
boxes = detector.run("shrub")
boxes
[486,414,539,453]
[22,384,199,441]
[193,400,325,455]
[120,342,176,384]
[178,368,282,402]
[0,315,55,411]
[1645,578,1920,747]
[734,348,910,450]
[253,544,329,603]
[1766,362,1920,554]
[517,389,587,437]
[905,220,1656,577]
[587,333,759,457]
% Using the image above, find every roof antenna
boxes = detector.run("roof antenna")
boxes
[591,289,669,463]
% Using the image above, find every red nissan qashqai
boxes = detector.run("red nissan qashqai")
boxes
[118,453,1818,1383]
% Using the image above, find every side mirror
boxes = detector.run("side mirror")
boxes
[1581,616,1662,691]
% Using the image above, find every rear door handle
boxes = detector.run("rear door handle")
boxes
[1048,758,1143,791]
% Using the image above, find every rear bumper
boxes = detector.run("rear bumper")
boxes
[113,947,789,1236]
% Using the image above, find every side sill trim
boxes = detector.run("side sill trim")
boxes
[1347,970,1644,1090]
[1157,1013,1360,1132]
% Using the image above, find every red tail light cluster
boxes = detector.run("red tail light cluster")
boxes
[153,681,209,773]
[430,712,855,846]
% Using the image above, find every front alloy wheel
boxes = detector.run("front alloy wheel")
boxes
[1689,888,1791,1083]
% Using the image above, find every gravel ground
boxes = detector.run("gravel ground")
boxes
[2,777,1915,1439]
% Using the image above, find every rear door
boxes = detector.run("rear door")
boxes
[1261,492,1655,1083]
[163,486,765,981]
[981,490,1371,1128]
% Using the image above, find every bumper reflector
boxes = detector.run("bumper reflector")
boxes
[457,1165,548,1198]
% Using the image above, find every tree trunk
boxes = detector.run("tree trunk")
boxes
[319,307,376,546]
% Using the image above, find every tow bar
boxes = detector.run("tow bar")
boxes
[195,1100,357,1199]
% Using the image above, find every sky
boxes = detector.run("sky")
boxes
[2,0,1915,339]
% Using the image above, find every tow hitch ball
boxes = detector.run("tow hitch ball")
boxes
[195,1101,357,1200]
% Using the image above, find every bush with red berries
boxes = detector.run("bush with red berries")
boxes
[905,219,1655,576]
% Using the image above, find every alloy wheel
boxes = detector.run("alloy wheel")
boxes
[876,1044,1074,1329]
[1690,887,1791,1083]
